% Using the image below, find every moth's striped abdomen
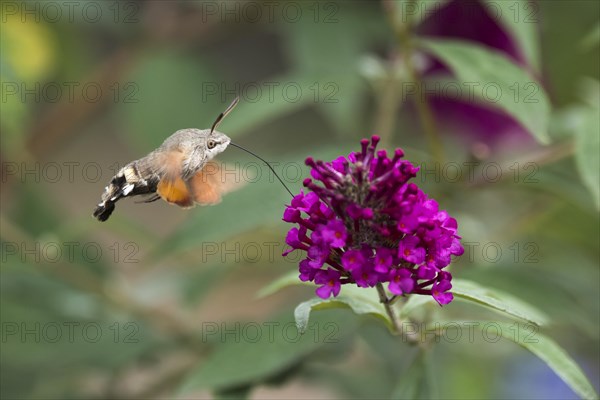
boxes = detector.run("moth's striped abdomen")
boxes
[93,161,157,221]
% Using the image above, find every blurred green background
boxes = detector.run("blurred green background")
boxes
[1,1,598,399]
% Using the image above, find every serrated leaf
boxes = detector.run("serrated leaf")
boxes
[452,279,549,326]
[418,39,551,144]
[294,289,392,334]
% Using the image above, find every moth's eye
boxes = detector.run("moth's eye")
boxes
[207,140,217,149]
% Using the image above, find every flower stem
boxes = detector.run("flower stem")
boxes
[383,0,446,164]
[374,53,402,150]
[376,283,420,344]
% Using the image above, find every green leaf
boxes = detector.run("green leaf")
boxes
[577,78,600,110]
[580,21,600,51]
[294,286,392,334]
[418,39,551,144]
[513,330,599,400]
[122,51,220,152]
[391,349,437,399]
[263,276,549,331]
[575,107,600,209]
[574,79,600,209]
[223,74,338,140]
[424,322,598,400]
[482,0,541,71]
[399,295,436,320]
[260,274,392,333]
[214,386,252,400]
[257,270,309,298]
[280,3,387,134]
[407,0,451,27]
[452,279,549,326]
[178,311,356,394]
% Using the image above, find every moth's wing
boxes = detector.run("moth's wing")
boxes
[155,150,195,208]
[135,194,161,204]
[187,160,241,205]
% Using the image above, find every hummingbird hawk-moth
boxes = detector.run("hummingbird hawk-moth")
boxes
[93,97,240,221]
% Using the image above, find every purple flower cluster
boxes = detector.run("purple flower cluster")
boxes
[282,136,464,305]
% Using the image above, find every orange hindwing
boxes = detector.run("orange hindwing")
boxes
[157,176,194,208]
[156,154,239,208]
[188,161,224,205]
[155,149,194,208]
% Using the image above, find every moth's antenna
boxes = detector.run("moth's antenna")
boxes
[211,96,240,134]
[229,142,294,198]
[212,97,293,197]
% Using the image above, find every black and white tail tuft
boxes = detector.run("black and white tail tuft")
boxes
[93,200,116,222]
[93,163,154,221]
[93,173,128,221]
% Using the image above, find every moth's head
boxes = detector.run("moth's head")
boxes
[205,130,230,159]
[203,96,238,159]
